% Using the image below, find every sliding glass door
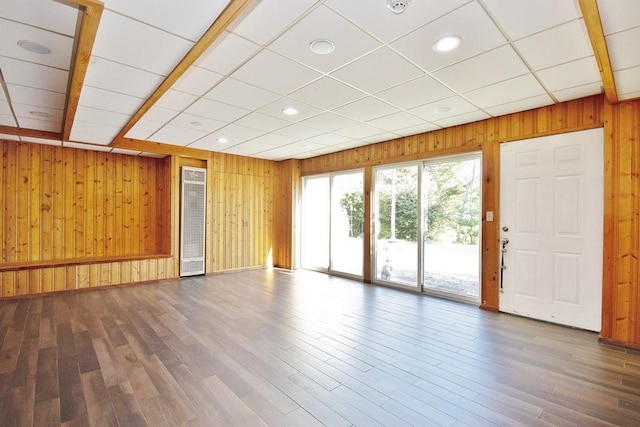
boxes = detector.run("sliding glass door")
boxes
[301,170,364,277]
[372,154,481,302]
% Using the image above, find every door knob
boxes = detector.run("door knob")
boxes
[501,238,509,245]
[502,226,509,232]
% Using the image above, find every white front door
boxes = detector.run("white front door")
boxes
[499,128,603,331]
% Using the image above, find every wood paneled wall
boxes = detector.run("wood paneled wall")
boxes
[602,98,640,346]
[297,95,604,312]
[206,152,277,272]
[0,140,175,296]
[273,159,301,269]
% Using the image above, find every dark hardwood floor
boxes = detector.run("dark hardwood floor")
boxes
[1,269,640,426]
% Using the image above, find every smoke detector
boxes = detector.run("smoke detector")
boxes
[387,0,411,14]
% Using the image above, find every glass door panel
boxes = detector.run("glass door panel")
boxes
[423,157,481,300]
[301,176,330,270]
[331,172,364,276]
[374,166,419,287]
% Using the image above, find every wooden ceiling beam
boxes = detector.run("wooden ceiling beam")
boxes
[0,125,62,141]
[112,138,212,160]
[62,0,104,140]
[110,0,255,148]
[579,0,618,103]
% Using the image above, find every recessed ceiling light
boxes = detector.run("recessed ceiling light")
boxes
[282,107,299,116]
[29,111,52,118]
[17,40,52,55]
[216,137,228,143]
[387,0,411,14]
[309,39,335,55]
[435,106,452,114]
[190,121,204,127]
[433,36,462,53]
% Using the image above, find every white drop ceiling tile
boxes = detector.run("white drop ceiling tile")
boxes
[537,57,601,92]
[276,124,325,139]
[606,27,640,71]
[142,106,178,124]
[84,57,164,99]
[299,112,359,132]
[78,86,144,115]
[0,115,17,127]
[325,0,469,43]
[409,96,477,122]
[148,128,208,146]
[0,56,68,93]
[553,82,603,102]
[482,0,582,41]
[215,123,267,140]
[188,133,244,150]
[614,66,640,99]
[185,98,250,123]
[334,124,386,139]
[233,49,321,95]
[292,148,332,159]
[70,121,120,145]
[258,98,323,122]
[205,78,280,110]
[484,94,554,117]
[168,113,226,133]
[173,66,224,96]
[336,139,371,150]
[15,117,60,132]
[196,32,261,75]
[0,100,12,115]
[391,2,506,73]
[395,123,441,137]
[361,132,399,144]
[0,19,73,70]
[92,11,194,76]
[229,0,317,45]
[331,47,423,94]
[74,105,129,128]
[222,141,273,156]
[13,103,62,124]
[270,6,380,73]
[597,0,640,35]
[433,45,528,94]
[111,148,142,156]
[305,133,353,146]
[234,112,291,132]
[21,136,61,146]
[285,140,326,152]
[433,111,490,128]
[332,97,399,122]
[288,77,366,110]
[64,141,112,151]
[464,74,546,108]
[619,90,640,101]
[154,90,198,112]
[365,112,425,132]
[257,145,300,159]
[2,0,78,36]
[106,0,229,42]
[515,20,593,71]
[375,75,454,110]
[251,134,297,147]
[125,120,164,140]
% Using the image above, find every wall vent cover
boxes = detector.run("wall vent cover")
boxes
[180,166,206,276]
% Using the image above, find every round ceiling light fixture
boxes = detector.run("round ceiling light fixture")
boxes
[387,0,411,14]
[309,39,335,55]
[216,137,228,143]
[282,107,299,116]
[17,40,52,55]
[433,36,462,52]
[435,106,452,114]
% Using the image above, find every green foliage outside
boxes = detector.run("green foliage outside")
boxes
[338,160,480,244]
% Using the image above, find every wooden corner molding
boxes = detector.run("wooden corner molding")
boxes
[62,0,104,141]
[111,0,255,144]
[579,0,618,103]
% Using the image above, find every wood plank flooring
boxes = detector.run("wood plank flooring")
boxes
[1,268,640,426]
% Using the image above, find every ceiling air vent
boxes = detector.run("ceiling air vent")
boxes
[387,0,411,14]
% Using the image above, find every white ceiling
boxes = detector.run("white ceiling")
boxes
[0,0,639,160]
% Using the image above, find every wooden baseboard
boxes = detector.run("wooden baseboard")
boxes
[598,335,640,352]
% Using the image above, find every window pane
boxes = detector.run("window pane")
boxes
[331,172,363,276]
[374,166,418,286]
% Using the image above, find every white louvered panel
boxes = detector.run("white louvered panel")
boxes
[180,167,206,276]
